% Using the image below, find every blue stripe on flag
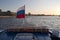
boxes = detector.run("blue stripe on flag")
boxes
[17,10,25,16]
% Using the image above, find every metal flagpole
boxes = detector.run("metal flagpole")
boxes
[22,5,27,27]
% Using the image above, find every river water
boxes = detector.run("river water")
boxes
[0,16,60,32]
[0,16,60,29]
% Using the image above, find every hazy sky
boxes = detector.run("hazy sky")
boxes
[0,0,60,15]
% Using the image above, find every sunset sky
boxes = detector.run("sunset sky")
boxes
[0,0,60,15]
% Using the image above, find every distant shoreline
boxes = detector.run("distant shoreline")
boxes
[0,15,58,18]
[0,16,15,18]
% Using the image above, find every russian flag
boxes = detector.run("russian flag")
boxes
[16,5,25,18]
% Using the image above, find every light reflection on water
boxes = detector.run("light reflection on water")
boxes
[0,16,60,29]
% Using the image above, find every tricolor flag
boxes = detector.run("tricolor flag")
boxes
[16,5,25,18]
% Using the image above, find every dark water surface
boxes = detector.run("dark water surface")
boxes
[0,16,60,29]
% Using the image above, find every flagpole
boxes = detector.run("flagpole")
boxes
[22,5,27,27]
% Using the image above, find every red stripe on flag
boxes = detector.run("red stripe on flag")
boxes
[16,14,25,18]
